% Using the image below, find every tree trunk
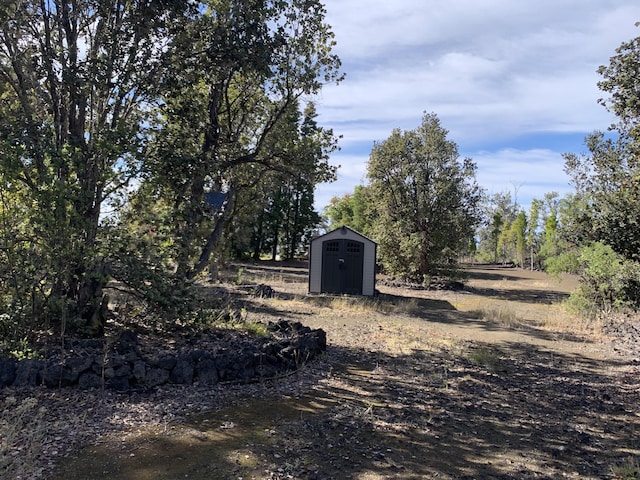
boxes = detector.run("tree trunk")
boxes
[187,189,236,280]
[271,224,279,261]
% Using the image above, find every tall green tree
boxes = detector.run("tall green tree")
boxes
[597,23,640,153]
[367,112,482,281]
[563,132,640,262]
[555,25,640,312]
[324,185,375,234]
[527,199,542,270]
[476,191,518,263]
[143,0,341,278]
[510,211,527,268]
[0,0,186,334]
[0,0,342,341]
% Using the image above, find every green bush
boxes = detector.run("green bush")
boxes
[556,242,640,316]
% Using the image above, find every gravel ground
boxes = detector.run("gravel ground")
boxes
[3,263,640,480]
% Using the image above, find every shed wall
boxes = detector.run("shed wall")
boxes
[309,227,376,296]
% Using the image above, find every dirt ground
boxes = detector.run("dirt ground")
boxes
[46,263,640,479]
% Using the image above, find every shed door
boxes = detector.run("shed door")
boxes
[321,239,364,295]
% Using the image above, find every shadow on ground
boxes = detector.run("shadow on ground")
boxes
[51,263,639,479]
[53,338,639,480]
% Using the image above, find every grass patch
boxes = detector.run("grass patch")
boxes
[327,296,390,313]
[467,346,504,372]
[306,295,425,316]
[302,295,392,314]
[470,306,520,327]
[0,396,46,477]
[538,310,605,339]
[611,456,640,479]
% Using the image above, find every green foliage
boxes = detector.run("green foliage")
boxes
[597,24,640,151]
[554,29,640,312]
[510,211,527,268]
[324,185,375,235]
[526,199,542,269]
[553,242,640,315]
[476,191,517,263]
[467,346,504,372]
[0,0,183,335]
[544,251,581,276]
[0,0,342,344]
[145,2,342,271]
[611,456,640,480]
[563,133,640,262]
[366,113,482,281]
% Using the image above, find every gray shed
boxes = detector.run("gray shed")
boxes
[308,226,377,296]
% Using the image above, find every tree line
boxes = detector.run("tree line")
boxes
[0,1,638,354]
[326,26,640,316]
[0,0,342,349]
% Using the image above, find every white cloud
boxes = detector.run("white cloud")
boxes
[314,0,640,211]
[473,148,573,202]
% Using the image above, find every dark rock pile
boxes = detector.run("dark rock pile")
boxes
[0,320,326,390]
[602,312,640,359]
[378,276,465,291]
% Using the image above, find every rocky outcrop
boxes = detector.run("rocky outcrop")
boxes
[0,320,326,390]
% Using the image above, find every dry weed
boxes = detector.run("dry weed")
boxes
[472,306,520,327]
[611,456,640,479]
[467,346,505,372]
[537,310,606,339]
[0,396,47,478]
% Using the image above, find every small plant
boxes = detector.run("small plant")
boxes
[234,267,245,285]
[468,346,504,372]
[243,321,270,338]
[611,456,640,479]
[10,337,39,360]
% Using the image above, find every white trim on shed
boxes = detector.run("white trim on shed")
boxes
[308,226,377,296]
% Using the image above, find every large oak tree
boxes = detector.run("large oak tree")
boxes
[0,0,342,338]
[0,0,187,334]
[367,113,482,282]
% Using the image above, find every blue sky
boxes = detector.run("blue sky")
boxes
[313,1,640,212]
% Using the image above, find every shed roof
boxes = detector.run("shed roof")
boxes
[311,225,377,245]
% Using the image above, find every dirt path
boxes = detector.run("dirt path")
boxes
[51,264,640,480]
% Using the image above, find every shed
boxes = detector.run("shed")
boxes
[308,226,377,296]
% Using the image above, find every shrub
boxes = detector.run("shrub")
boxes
[556,242,640,316]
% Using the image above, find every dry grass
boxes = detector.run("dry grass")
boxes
[0,396,47,478]
[611,456,640,479]
[455,295,605,341]
[17,266,640,479]
[471,306,520,327]
[537,310,606,339]
[467,346,505,372]
[316,295,422,316]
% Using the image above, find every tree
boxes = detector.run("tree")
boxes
[527,199,542,270]
[143,0,341,278]
[497,220,512,264]
[574,24,640,262]
[556,25,640,311]
[0,0,187,335]
[510,211,527,268]
[597,23,640,153]
[563,132,640,262]
[476,191,518,263]
[324,185,375,234]
[367,112,482,281]
[0,0,342,342]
